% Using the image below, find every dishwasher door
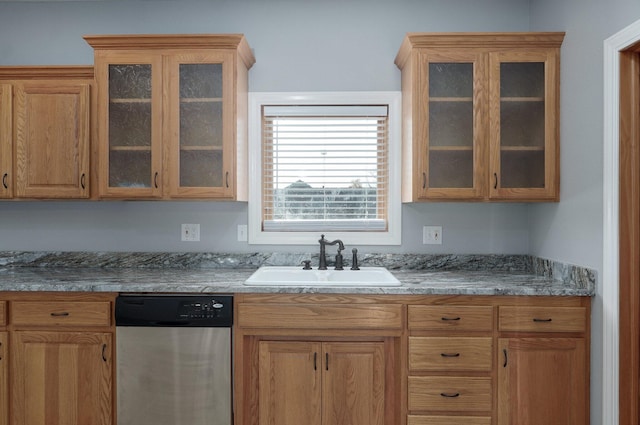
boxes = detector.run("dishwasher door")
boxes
[116,326,231,425]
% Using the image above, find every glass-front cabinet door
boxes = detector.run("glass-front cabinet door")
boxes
[166,51,234,198]
[489,50,559,200]
[96,52,163,198]
[418,51,486,200]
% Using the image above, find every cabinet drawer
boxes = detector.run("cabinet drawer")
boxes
[409,337,492,372]
[499,306,586,332]
[11,301,111,327]
[408,415,491,425]
[408,306,493,331]
[0,301,5,326]
[237,303,402,329]
[408,376,492,412]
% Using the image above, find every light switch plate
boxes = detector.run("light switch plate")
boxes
[237,224,248,242]
[423,226,442,245]
[181,223,200,242]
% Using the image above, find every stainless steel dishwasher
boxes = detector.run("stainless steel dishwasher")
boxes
[115,294,233,425]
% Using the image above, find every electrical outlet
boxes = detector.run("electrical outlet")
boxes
[423,226,442,245]
[181,224,200,242]
[237,224,248,242]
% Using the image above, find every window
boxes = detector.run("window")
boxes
[248,92,401,245]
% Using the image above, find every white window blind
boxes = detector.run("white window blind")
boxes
[262,105,389,232]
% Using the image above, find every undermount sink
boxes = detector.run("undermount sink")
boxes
[244,266,401,287]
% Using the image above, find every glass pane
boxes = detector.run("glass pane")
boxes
[109,151,151,188]
[500,150,545,188]
[429,63,473,98]
[108,64,153,188]
[429,101,473,148]
[500,101,545,148]
[429,151,473,188]
[180,151,223,187]
[500,62,544,98]
[109,65,152,99]
[179,63,224,188]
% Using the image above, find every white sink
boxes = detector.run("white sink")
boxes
[244,266,401,287]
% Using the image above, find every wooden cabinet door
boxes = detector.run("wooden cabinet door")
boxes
[497,338,587,425]
[94,51,163,198]
[258,341,322,425]
[11,331,112,425]
[0,84,11,199]
[14,82,90,198]
[165,50,236,199]
[416,50,487,200]
[0,332,7,425]
[488,49,560,200]
[323,342,385,425]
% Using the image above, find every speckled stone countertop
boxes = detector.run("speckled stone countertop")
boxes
[0,252,596,296]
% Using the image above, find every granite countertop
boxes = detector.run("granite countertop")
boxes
[0,266,594,296]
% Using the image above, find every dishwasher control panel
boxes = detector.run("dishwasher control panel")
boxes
[116,295,233,327]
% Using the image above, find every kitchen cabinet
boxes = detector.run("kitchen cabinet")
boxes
[258,341,385,425]
[1,301,6,425]
[407,304,493,424]
[3,293,116,425]
[395,32,564,201]
[234,294,402,425]
[0,67,92,199]
[497,306,589,425]
[84,34,255,200]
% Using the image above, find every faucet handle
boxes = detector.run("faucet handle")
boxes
[302,260,312,270]
[350,248,360,270]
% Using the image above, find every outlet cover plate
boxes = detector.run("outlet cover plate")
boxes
[181,223,200,242]
[423,226,442,245]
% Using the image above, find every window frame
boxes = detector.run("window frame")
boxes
[248,92,402,245]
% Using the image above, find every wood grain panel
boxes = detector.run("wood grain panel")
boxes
[11,301,111,327]
[237,303,402,330]
[498,306,586,332]
[0,302,5,326]
[0,84,11,199]
[409,337,492,372]
[408,415,491,425]
[408,376,492,412]
[408,305,493,331]
[0,332,6,425]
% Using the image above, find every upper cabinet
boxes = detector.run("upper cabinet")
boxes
[0,67,92,199]
[395,32,564,202]
[84,34,255,200]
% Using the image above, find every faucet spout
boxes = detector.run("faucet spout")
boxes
[318,234,345,270]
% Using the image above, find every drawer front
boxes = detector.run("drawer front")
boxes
[0,301,5,326]
[408,376,492,412]
[408,305,493,331]
[409,337,492,372]
[499,306,586,332]
[11,301,111,327]
[408,415,491,425]
[237,303,403,329]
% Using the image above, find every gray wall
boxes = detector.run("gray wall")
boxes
[529,0,640,423]
[0,0,532,254]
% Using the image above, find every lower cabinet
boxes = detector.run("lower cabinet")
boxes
[497,337,587,425]
[258,341,385,425]
[11,331,113,425]
[0,293,116,425]
[0,332,7,425]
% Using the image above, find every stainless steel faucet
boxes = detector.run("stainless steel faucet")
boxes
[318,234,344,270]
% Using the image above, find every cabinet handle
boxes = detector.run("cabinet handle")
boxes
[102,344,108,362]
[533,318,553,322]
[154,172,159,189]
[50,312,70,317]
[422,172,426,189]
[225,171,229,188]
[494,173,498,189]
[440,392,460,398]
[441,316,461,321]
[326,352,329,371]
[440,352,461,358]
[81,173,86,190]
[313,352,317,371]
[503,348,508,367]
[2,173,7,189]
